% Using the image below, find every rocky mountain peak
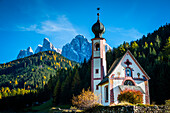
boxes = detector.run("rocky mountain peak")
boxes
[35,38,61,54]
[62,35,92,62]
[62,34,112,63]
[17,47,34,59]
[17,38,61,59]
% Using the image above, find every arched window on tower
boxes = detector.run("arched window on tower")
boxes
[94,43,100,51]
[126,67,132,77]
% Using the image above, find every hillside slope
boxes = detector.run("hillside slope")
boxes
[0,51,78,89]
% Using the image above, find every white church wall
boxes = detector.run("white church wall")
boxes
[101,83,110,106]
[94,51,100,57]
[114,86,121,104]
[103,59,107,77]
[113,80,124,88]
[135,80,145,93]
[110,62,125,78]
[101,40,107,77]
[93,58,101,78]
[135,80,146,104]
[113,80,123,104]
[94,80,101,95]
[121,54,145,79]
[94,80,102,104]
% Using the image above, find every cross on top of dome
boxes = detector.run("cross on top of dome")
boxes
[92,8,105,38]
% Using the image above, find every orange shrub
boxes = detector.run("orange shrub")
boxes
[118,89,143,104]
[72,89,100,109]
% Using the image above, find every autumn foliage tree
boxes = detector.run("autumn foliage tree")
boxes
[118,89,143,104]
[72,89,100,109]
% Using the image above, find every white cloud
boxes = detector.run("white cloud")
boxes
[19,24,37,31]
[105,27,143,47]
[19,15,77,34]
[107,27,142,40]
[18,15,78,48]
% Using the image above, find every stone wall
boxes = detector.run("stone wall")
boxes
[85,105,169,113]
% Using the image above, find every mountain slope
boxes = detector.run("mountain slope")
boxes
[0,51,78,89]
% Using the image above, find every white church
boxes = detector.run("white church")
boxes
[91,12,150,106]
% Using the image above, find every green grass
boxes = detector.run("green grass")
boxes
[24,99,53,112]
[23,99,80,112]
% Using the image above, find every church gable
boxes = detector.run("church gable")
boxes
[108,50,150,80]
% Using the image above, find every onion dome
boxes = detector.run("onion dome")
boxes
[92,12,105,38]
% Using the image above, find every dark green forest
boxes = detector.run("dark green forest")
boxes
[0,50,77,89]
[106,23,170,104]
[0,23,169,111]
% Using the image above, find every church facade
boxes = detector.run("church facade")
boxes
[91,13,150,106]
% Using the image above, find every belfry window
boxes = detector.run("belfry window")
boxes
[94,43,100,51]
[126,68,132,77]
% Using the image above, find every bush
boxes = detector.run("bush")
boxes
[165,99,170,106]
[72,88,100,109]
[118,89,143,104]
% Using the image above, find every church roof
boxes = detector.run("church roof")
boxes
[98,50,150,86]
[98,76,108,85]
[118,85,145,94]
[107,57,122,76]
[98,57,121,85]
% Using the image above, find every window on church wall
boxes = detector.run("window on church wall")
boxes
[137,73,140,78]
[96,85,99,90]
[95,69,99,74]
[105,85,108,102]
[94,43,100,51]
[126,67,132,77]
[124,80,134,86]
[143,76,146,80]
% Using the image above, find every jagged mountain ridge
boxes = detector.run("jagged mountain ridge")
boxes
[62,35,92,63]
[62,35,112,62]
[17,38,61,59]
[17,35,112,63]
[17,47,34,59]
[35,38,62,54]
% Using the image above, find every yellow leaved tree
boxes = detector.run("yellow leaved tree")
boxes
[72,88,100,109]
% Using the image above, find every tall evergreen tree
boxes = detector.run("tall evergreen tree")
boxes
[53,79,61,105]
[72,69,81,96]
[60,75,72,104]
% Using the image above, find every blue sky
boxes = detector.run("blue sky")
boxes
[0,0,170,63]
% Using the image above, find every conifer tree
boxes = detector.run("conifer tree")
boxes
[106,49,113,71]
[53,79,61,105]
[131,41,139,50]
[163,37,170,60]
[152,48,157,56]
[60,75,71,103]
[72,69,81,96]
[155,35,161,48]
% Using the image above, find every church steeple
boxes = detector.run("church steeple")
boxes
[91,8,107,94]
[92,8,105,38]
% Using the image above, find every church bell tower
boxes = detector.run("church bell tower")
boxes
[91,8,107,95]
